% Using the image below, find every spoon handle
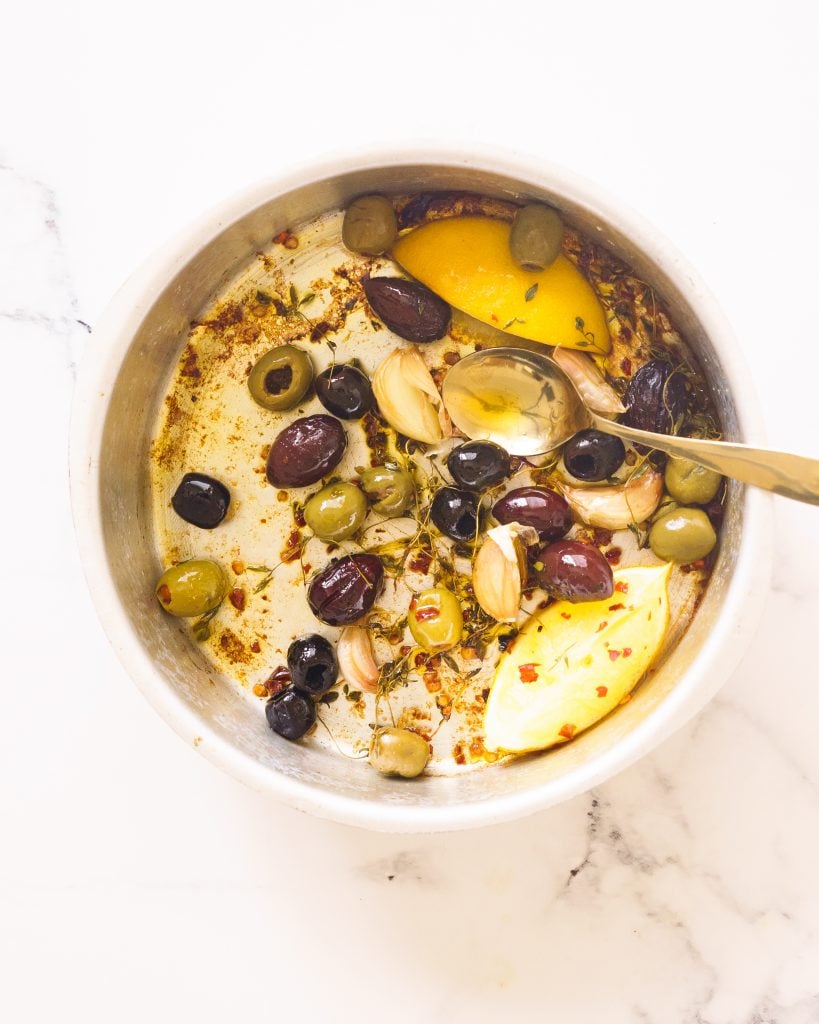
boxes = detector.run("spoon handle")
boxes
[591,415,819,506]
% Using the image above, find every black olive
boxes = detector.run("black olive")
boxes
[447,441,511,490]
[314,364,374,419]
[286,634,338,696]
[265,688,317,741]
[430,487,480,542]
[171,473,231,529]
[266,415,347,488]
[535,540,613,603]
[492,487,572,541]
[307,554,384,627]
[622,360,688,436]
[363,278,451,342]
[562,430,626,481]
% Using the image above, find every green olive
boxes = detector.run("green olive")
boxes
[509,203,564,272]
[156,559,228,617]
[342,195,398,256]
[665,458,722,505]
[649,508,717,563]
[359,466,415,516]
[369,727,430,778]
[304,481,368,542]
[248,344,313,411]
[408,586,463,653]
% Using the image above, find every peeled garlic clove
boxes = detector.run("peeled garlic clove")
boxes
[372,347,450,444]
[553,347,626,416]
[473,523,539,622]
[560,468,663,529]
[337,624,380,693]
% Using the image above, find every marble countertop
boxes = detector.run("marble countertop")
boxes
[2,3,818,1021]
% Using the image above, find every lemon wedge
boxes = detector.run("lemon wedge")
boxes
[392,217,610,354]
[483,564,671,754]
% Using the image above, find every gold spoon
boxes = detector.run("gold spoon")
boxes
[441,347,819,505]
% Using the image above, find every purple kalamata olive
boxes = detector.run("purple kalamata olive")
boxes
[307,554,384,627]
[266,415,346,488]
[363,277,451,342]
[535,539,613,603]
[622,360,688,436]
[492,487,572,541]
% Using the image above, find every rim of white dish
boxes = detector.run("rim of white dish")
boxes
[69,144,773,832]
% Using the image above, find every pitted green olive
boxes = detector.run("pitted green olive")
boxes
[156,559,228,617]
[509,204,564,272]
[664,458,722,505]
[304,481,368,542]
[359,466,415,517]
[408,586,463,653]
[342,195,397,256]
[649,508,717,563]
[369,727,430,778]
[248,344,313,411]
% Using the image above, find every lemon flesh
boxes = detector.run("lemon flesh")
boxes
[484,564,671,754]
[392,218,610,355]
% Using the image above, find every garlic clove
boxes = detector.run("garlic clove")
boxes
[560,468,663,529]
[553,347,626,416]
[372,347,450,444]
[473,523,539,622]
[337,624,380,694]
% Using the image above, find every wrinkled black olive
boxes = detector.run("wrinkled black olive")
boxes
[171,473,230,529]
[622,360,688,436]
[447,441,511,490]
[430,487,480,542]
[287,634,338,696]
[562,430,626,481]
[535,540,613,603]
[266,415,347,488]
[265,688,316,741]
[314,364,373,419]
[363,278,451,342]
[492,487,572,541]
[307,554,384,627]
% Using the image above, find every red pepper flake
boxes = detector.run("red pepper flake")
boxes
[596,686,608,698]
[490,313,499,323]
[250,641,261,654]
[620,356,633,376]
[608,649,621,661]
[266,665,291,695]
[596,620,609,633]
[614,581,629,593]
[558,723,576,740]
[591,527,613,547]
[453,742,467,765]
[280,529,302,563]
[604,546,622,565]
[400,645,412,657]
[228,588,246,612]
[414,652,427,668]
[608,603,625,612]
[157,583,172,605]
[560,611,572,620]
[414,606,440,622]
[622,647,632,658]
[408,549,432,574]
[273,229,298,249]
[518,663,540,683]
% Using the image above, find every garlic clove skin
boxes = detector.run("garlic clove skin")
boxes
[553,347,626,416]
[372,347,450,444]
[473,523,539,622]
[560,468,663,529]
[337,624,380,694]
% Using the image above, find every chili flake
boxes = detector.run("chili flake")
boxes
[608,649,621,661]
[560,611,572,620]
[615,581,629,593]
[518,663,539,683]
[596,620,609,633]
[558,723,576,740]
[596,686,608,698]
[622,647,632,658]
[608,603,625,612]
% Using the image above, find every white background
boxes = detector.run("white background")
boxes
[2,2,819,1022]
